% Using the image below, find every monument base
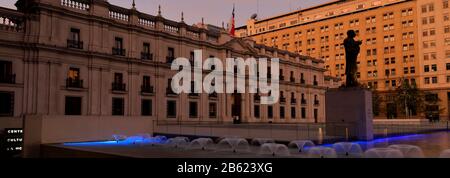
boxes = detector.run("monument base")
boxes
[325,87,374,141]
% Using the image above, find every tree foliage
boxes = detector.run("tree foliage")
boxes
[371,88,382,116]
[394,80,424,116]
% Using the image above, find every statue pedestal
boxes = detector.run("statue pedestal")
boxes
[325,88,373,141]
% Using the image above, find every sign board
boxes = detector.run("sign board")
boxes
[1,128,24,157]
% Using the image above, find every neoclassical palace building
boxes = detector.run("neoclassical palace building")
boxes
[0,0,338,130]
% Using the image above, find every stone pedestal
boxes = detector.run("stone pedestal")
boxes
[325,88,373,140]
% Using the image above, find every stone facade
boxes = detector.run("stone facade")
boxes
[0,0,335,131]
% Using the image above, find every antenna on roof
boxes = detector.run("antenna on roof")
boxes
[181,12,184,22]
[157,5,162,17]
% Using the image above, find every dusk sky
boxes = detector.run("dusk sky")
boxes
[0,0,331,26]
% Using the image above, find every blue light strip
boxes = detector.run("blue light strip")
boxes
[319,134,426,149]
[63,141,121,146]
[63,137,167,147]
[62,133,431,149]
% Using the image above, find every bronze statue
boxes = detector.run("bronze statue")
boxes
[343,30,362,87]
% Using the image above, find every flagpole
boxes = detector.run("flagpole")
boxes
[229,3,236,37]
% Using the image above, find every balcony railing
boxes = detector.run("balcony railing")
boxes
[166,87,177,95]
[0,8,24,32]
[67,40,83,49]
[291,98,297,104]
[166,56,175,63]
[112,82,126,91]
[280,76,285,81]
[141,52,153,60]
[61,0,90,11]
[187,30,200,39]
[209,92,218,98]
[112,48,126,56]
[66,78,83,88]
[300,79,306,84]
[314,100,320,106]
[254,94,261,101]
[0,74,16,84]
[109,10,129,22]
[141,85,154,94]
[138,18,155,28]
[189,92,199,97]
[280,97,286,103]
[301,99,307,105]
[164,24,179,34]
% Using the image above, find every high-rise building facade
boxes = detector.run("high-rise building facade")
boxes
[416,0,450,121]
[0,0,338,131]
[237,0,450,120]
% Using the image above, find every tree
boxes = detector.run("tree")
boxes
[423,92,446,121]
[371,88,382,117]
[394,80,425,118]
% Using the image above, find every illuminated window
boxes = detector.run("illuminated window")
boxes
[68,67,80,80]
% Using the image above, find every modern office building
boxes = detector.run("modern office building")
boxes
[236,0,450,120]
[0,0,339,132]
[416,0,450,121]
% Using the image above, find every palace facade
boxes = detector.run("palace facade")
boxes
[0,0,339,131]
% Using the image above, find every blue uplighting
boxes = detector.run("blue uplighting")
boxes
[63,136,167,147]
[63,140,124,146]
[366,134,425,143]
[319,134,427,150]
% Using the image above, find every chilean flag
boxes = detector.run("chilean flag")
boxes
[229,5,236,36]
